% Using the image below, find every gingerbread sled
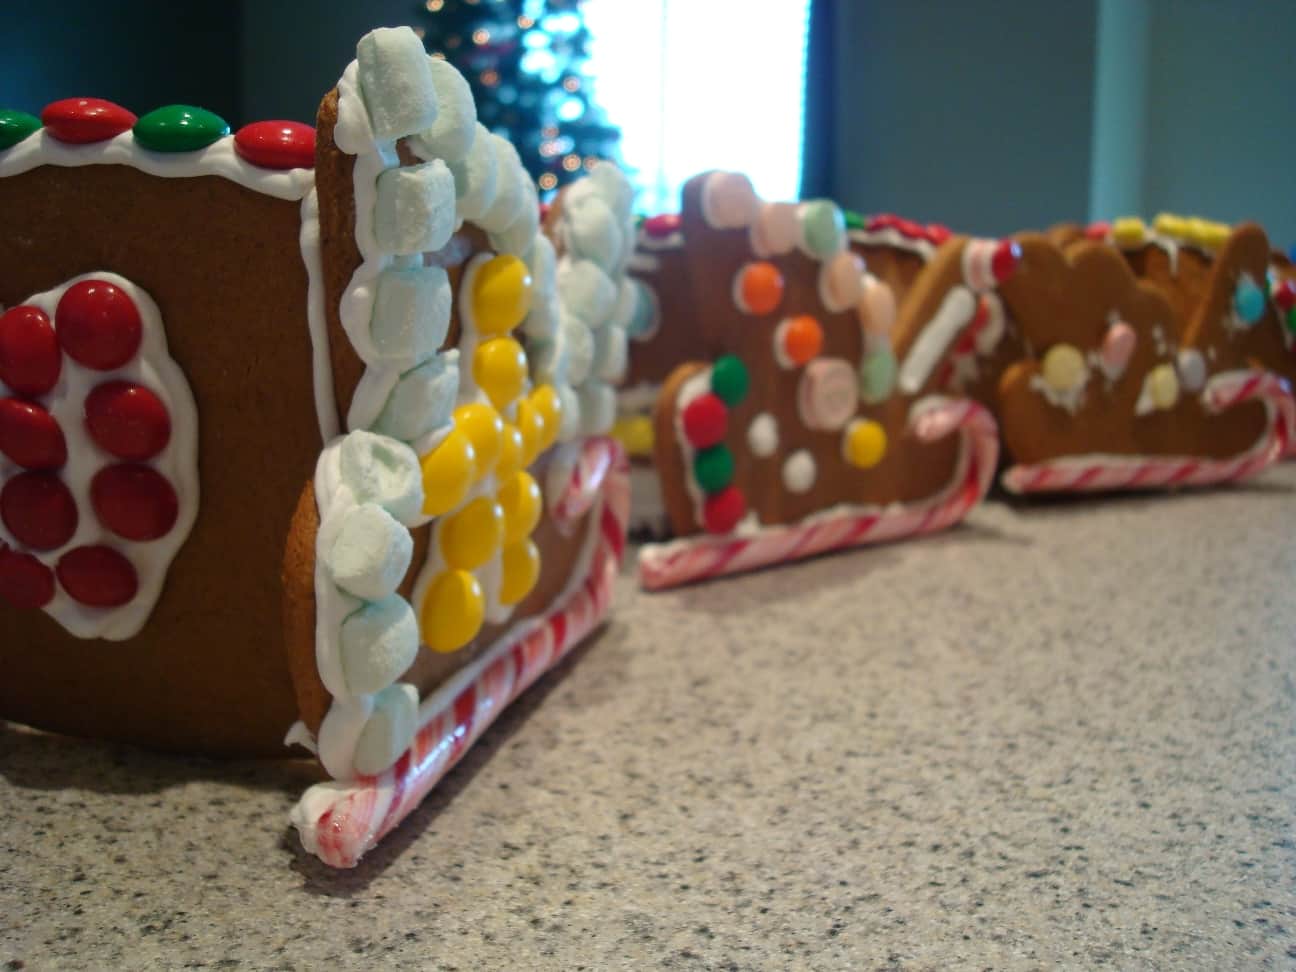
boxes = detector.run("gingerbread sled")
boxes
[890,226,1294,493]
[622,172,999,591]
[0,26,633,868]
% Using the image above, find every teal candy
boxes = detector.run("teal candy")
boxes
[859,346,898,404]
[1233,278,1265,325]
[133,105,229,152]
[693,444,735,493]
[801,199,846,258]
[0,109,41,150]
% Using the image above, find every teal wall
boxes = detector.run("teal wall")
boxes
[829,0,1295,245]
[829,0,1099,236]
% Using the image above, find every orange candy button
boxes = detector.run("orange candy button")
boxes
[734,261,784,315]
[775,315,823,368]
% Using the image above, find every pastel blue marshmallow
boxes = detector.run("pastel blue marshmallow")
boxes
[374,160,456,256]
[357,28,440,141]
[340,595,419,696]
[327,503,413,601]
[339,430,424,524]
[372,354,459,442]
[353,683,420,776]
[371,265,451,363]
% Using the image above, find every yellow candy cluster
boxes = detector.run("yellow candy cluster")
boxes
[1116,214,1231,250]
[416,254,562,654]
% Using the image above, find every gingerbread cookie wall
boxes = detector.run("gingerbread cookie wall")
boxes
[891,229,1294,492]
[637,172,999,589]
[1,26,632,868]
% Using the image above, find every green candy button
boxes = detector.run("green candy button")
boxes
[133,104,229,152]
[693,444,735,494]
[802,199,846,258]
[0,109,41,150]
[843,209,866,231]
[859,346,897,404]
[710,354,749,407]
[1287,305,1296,335]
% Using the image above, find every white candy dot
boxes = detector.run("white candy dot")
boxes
[782,449,816,494]
[748,412,779,457]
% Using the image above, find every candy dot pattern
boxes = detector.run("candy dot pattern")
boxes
[416,252,558,654]
[0,274,198,640]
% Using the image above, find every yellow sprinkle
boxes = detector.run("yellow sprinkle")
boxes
[1149,363,1179,410]
[419,428,476,517]
[1153,212,1188,239]
[1201,221,1231,249]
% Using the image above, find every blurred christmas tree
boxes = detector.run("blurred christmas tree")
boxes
[415,0,622,197]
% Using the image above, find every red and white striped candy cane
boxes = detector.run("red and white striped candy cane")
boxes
[1002,369,1294,494]
[638,397,998,591]
[548,436,618,530]
[292,437,630,868]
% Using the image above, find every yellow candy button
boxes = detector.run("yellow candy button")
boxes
[1201,221,1230,249]
[1041,343,1087,392]
[842,418,887,469]
[1111,217,1146,246]
[439,496,505,570]
[420,568,485,654]
[474,337,528,411]
[531,384,562,451]
[515,396,546,466]
[499,538,540,606]
[471,255,533,336]
[498,471,542,545]
[611,415,654,456]
[453,402,503,482]
[495,423,524,482]
[420,428,476,517]
[1153,212,1187,238]
[1149,362,1179,410]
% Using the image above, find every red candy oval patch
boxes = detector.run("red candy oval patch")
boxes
[702,485,746,534]
[681,392,728,450]
[1,471,78,551]
[84,381,170,460]
[233,120,316,170]
[0,546,55,609]
[0,398,67,470]
[56,280,142,370]
[41,98,137,145]
[90,464,178,541]
[56,545,138,607]
[0,306,62,396]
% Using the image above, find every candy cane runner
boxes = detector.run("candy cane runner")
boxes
[1002,370,1294,494]
[639,396,998,590]
[292,438,629,868]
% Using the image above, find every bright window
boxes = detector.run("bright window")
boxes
[583,0,812,215]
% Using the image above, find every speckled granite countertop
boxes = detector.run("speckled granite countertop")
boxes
[3,466,1295,970]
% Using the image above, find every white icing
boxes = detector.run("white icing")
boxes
[973,293,1006,355]
[0,130,314,201]
[961,239,997,292]
[782,450,816,493]
[298,189,340,442]
[847,227,936,261]
[1028,373,1086,414]
[671,369,714,525]
[898,286,977,394]
[748,412,779,457]
[0,273,199,641]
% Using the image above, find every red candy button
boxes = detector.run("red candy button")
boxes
[643,213,681,238]
[1,472,78,551]
[0,546,55,609]
[1273,279,1296,312]
[991,240,1022,283]
[702,485,746,534]
[681,392,728,449]
[91,464,178,541]
[234,120,316,170]
[84,381,170,460]
[0,306,61,396]
[0,398,67,469]
[41,98,137,144]
[56,545,138,608]
[56,280,142,370]
[1084,222,1111,241]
